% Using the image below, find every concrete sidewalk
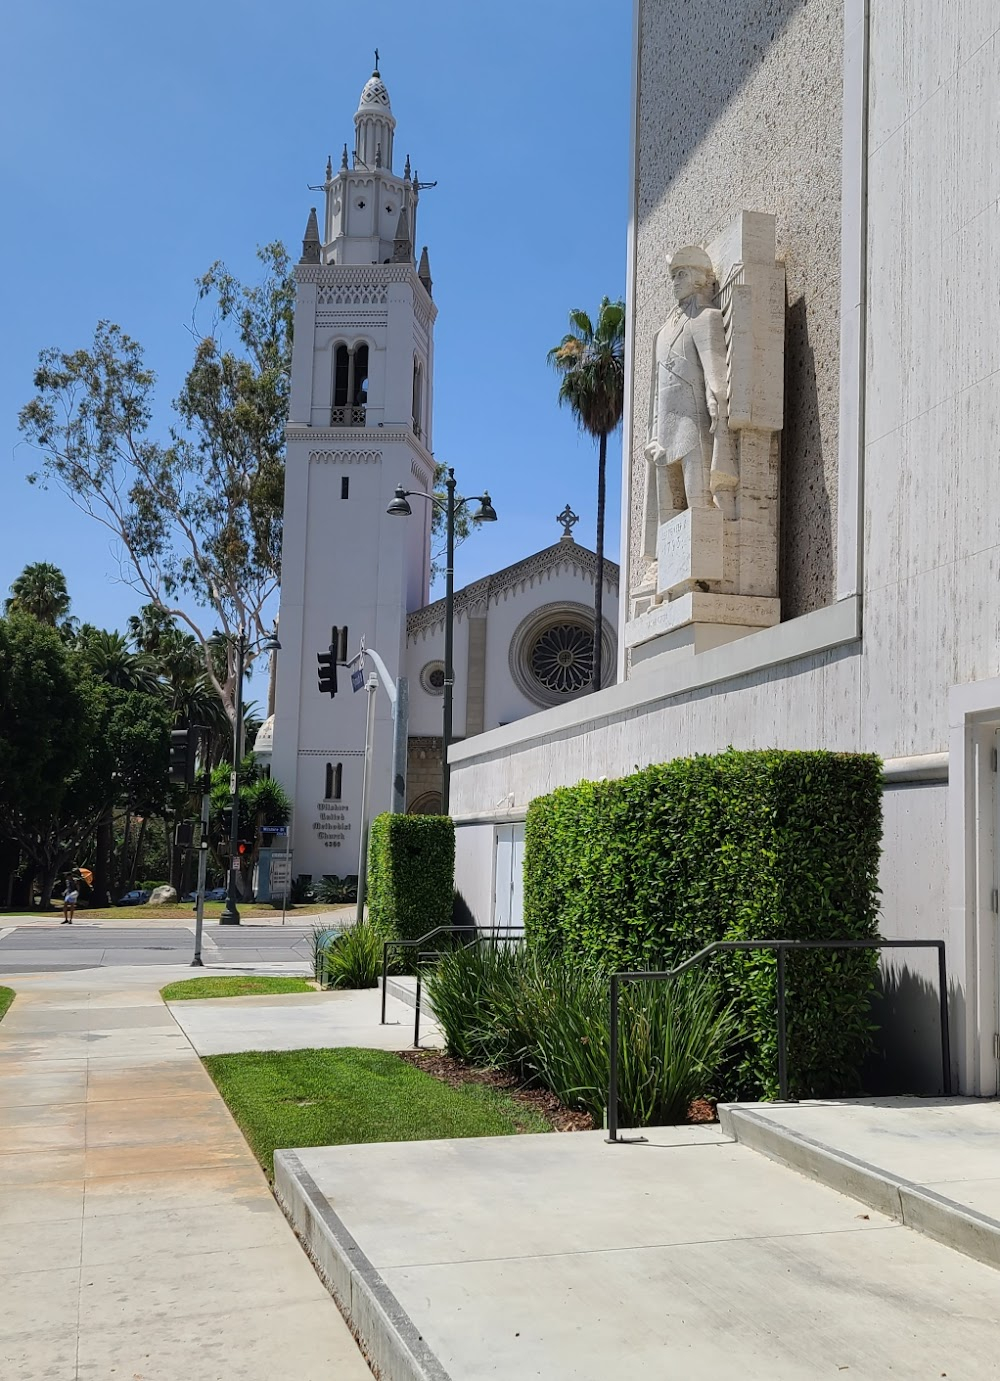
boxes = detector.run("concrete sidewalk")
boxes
[168,985,442,1055]
[277,1126,1000,1381]
[0,965,372,1381]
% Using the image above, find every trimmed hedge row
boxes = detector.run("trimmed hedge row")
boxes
[367,813,455,943]
[523,749,883,1099]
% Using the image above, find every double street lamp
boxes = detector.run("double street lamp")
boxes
[387,467,497,814]
[219,626,281,925]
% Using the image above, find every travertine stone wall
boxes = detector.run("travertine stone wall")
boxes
[630,0,843,620]
[406,736,443,812]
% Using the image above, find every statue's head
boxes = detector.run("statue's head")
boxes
[668,245,715,306]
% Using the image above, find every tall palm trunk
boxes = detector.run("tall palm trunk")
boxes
[592,430,607,693]
[94,808,114,908]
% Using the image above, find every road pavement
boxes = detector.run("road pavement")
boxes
[0,921,317,975]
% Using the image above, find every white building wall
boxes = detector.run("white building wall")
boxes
[405,561,619,739]
[450,0,1000,1094]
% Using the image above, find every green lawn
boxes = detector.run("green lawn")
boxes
[0,987,14,1022]
[161,976,315,1001]
[202,1047,551,1176]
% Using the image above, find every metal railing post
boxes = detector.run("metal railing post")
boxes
[381,942,390,1025]
[414,971,422,1049]
[776,945,789,1100]
[937,941,953,1096]
[606,975,620,1143]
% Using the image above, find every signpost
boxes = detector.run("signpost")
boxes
[264,825,292,925]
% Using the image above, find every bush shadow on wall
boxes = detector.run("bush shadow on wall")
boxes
[863,963,961,1097]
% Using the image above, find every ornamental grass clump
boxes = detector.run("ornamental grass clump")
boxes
[322,920,384,989]
[426,944,735,1126]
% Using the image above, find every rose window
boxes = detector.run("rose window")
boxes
[529,622,594,695]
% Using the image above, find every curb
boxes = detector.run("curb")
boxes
[274,1149,453,1381]
[719,1104,1000,1271]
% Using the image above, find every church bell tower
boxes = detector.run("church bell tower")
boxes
[271,62,436,883]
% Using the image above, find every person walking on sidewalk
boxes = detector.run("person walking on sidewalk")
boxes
[61,878,78,924]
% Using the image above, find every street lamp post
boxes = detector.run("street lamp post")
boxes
[387,467,496,814]
[219,627,281,926]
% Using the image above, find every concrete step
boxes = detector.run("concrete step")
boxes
[381,974,437,1021]
[720,1097,1000,1273]
[275,1124,1000,1381]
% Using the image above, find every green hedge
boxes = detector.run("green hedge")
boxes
[523,749,883,1099]
[367,813,455,943]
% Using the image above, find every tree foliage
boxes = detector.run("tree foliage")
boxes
[18,243,294,725]
[4,562,73,629]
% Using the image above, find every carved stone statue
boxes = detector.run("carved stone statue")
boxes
[642,246,738,567]
[629,212,785,646]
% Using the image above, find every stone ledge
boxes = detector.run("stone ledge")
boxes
[275,1150,453,1381]
[625,592,781,649]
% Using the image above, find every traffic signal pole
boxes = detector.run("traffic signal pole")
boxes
[354,672,378,924]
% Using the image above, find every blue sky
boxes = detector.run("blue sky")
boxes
[0,0,630,703]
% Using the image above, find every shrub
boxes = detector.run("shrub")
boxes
[322,920,383,989]
[425,943,735,1125]
[316,874,358,905]
[523,749,883,1099]
[367,813,455,943]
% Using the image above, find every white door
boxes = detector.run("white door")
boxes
[493,824,525,936]
[510,823,525,936]
[494,826,513,934]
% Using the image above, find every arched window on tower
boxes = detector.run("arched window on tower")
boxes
[324,762,343,801]
[333,345,350,408]
[353,345,369,408]
[332,344,368,427]
[412,360,422,438]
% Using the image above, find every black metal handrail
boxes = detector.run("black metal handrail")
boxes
[606,937,951,1144]
[379,923,523,1047]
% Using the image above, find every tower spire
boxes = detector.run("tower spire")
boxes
[354,62,396,171]
[299,207,320,265]
[417,245,433,297]
[392,207,413,264]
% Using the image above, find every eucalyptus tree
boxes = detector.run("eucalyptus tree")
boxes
[18,243,293,728]
[548,297,626,691]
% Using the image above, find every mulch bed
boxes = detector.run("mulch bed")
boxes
[398,1050,594,1133]
[398,1050,719,1133]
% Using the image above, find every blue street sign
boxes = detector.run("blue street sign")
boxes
[261,825,287,836]
[351,668,365,692]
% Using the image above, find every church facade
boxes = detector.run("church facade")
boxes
[265,67,617,889]
[450,0,1000,1097]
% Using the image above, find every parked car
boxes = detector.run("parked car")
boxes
[182,887,229,903]
[115,889,150,906]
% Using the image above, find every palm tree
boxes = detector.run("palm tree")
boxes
[76,627,160,695]
[5,562,72,628]
[548,298,626,691]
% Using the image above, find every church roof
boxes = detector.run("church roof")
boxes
[407,538,619,638]
[358,70,392,112]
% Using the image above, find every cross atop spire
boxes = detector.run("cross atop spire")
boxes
[374,47,379,73]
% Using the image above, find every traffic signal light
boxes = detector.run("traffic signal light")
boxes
[169,727,198,786]
[236,841,251,860]
[317,648,338,697]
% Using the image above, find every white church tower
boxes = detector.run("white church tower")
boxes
[270,62,436,884]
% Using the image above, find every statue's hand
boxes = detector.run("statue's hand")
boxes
[707,395,719,435]
[644,440,665,464]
